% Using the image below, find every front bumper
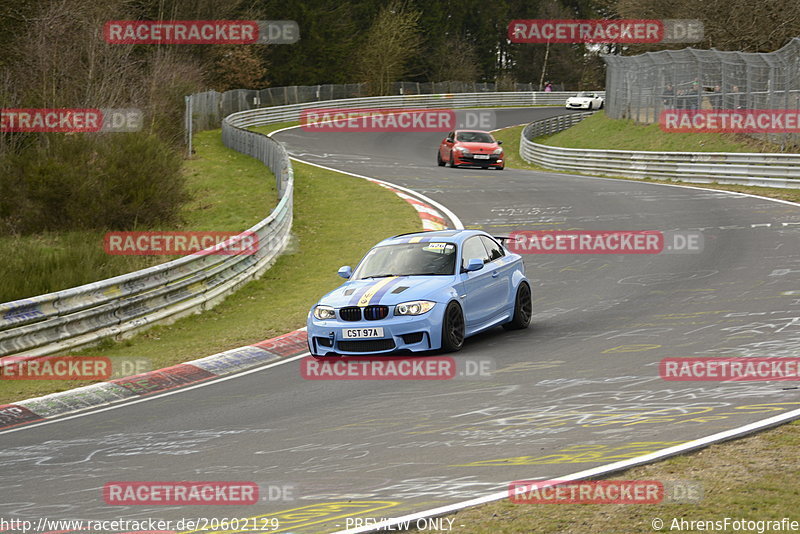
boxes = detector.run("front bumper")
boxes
[307,307,445,356]
[453,153,503,166]
[566,102,589,109]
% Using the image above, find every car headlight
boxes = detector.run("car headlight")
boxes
[493,148,503,155]
[395,300,435,316]
[455,146,472,155]
[313,305,336,320]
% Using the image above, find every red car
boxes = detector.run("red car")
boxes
[437,129,505,170]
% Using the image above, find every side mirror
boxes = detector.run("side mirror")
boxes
[465,258,484,272]
[337,266,352,279]
[497,140,503,145]
[446,137,454,143]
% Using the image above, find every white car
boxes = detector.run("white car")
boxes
[565,92,604,110]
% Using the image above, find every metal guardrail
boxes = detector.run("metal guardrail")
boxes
[1,91,586,360]
[523,111,596,138]
[0,130,293,360]
[520,114,800,189]
[189,91,602,132]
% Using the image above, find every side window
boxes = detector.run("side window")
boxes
[480,236,505,262]
[447,131,454,141]
[461,237,490,270]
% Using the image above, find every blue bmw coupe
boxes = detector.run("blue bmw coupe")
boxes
[307,229,531,357]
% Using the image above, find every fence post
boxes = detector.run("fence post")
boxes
[185,95,193,157]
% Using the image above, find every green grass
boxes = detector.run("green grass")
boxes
[422,420,800,533]
[492,125,530,171]
[0,150,421,403]
[182,129,277,231]
[0,130,274,303]
[537,111,782,153]
[250,121,299,135]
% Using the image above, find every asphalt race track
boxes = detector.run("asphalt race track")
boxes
[2,107,800,533]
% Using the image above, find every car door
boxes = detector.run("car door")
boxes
[480,236,513,318]
[460,236,503,328]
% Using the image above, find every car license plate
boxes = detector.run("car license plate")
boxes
[474,154,490,159]
[342,327,384,338]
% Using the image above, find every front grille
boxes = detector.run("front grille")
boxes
[401,332,424,344]
[314,336,333,348]
[339,307,361,321]
[363,305,389,320]
[338,339,396,352]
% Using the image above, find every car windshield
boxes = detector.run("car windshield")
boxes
[576,92,593,97]
[456,131,494,143]
[352,242,457,279]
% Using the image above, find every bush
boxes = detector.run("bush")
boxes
[0,133,188,234]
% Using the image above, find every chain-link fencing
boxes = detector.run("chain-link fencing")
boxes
[604,38,800,146]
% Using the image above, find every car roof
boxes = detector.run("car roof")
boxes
[376,229,491,247]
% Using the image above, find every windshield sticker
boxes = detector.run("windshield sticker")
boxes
[423,243,455,253]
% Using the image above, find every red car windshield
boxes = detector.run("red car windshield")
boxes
[456,131,494,143]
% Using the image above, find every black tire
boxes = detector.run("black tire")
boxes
[496,164,505,170]
[437,151,445,166]
[599,100,604,109]
[440,301,465,352]
[588,102,593,110]
[449,151,458,168]
[503,282,532,330]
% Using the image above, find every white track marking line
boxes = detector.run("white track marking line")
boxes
[0,353,310,436]
[334,406,800,533]
[268,125,464,229]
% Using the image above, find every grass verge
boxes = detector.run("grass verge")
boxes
[422,420,800,533]
[537,111,783,153]
[0,140,420,404]
[492,124,800,204]
[0,130,274,303]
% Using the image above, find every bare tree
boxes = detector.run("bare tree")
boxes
[355,0,422,96]
[208,45,269,91]
[613,0,800,52]
[429,35,480,83]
